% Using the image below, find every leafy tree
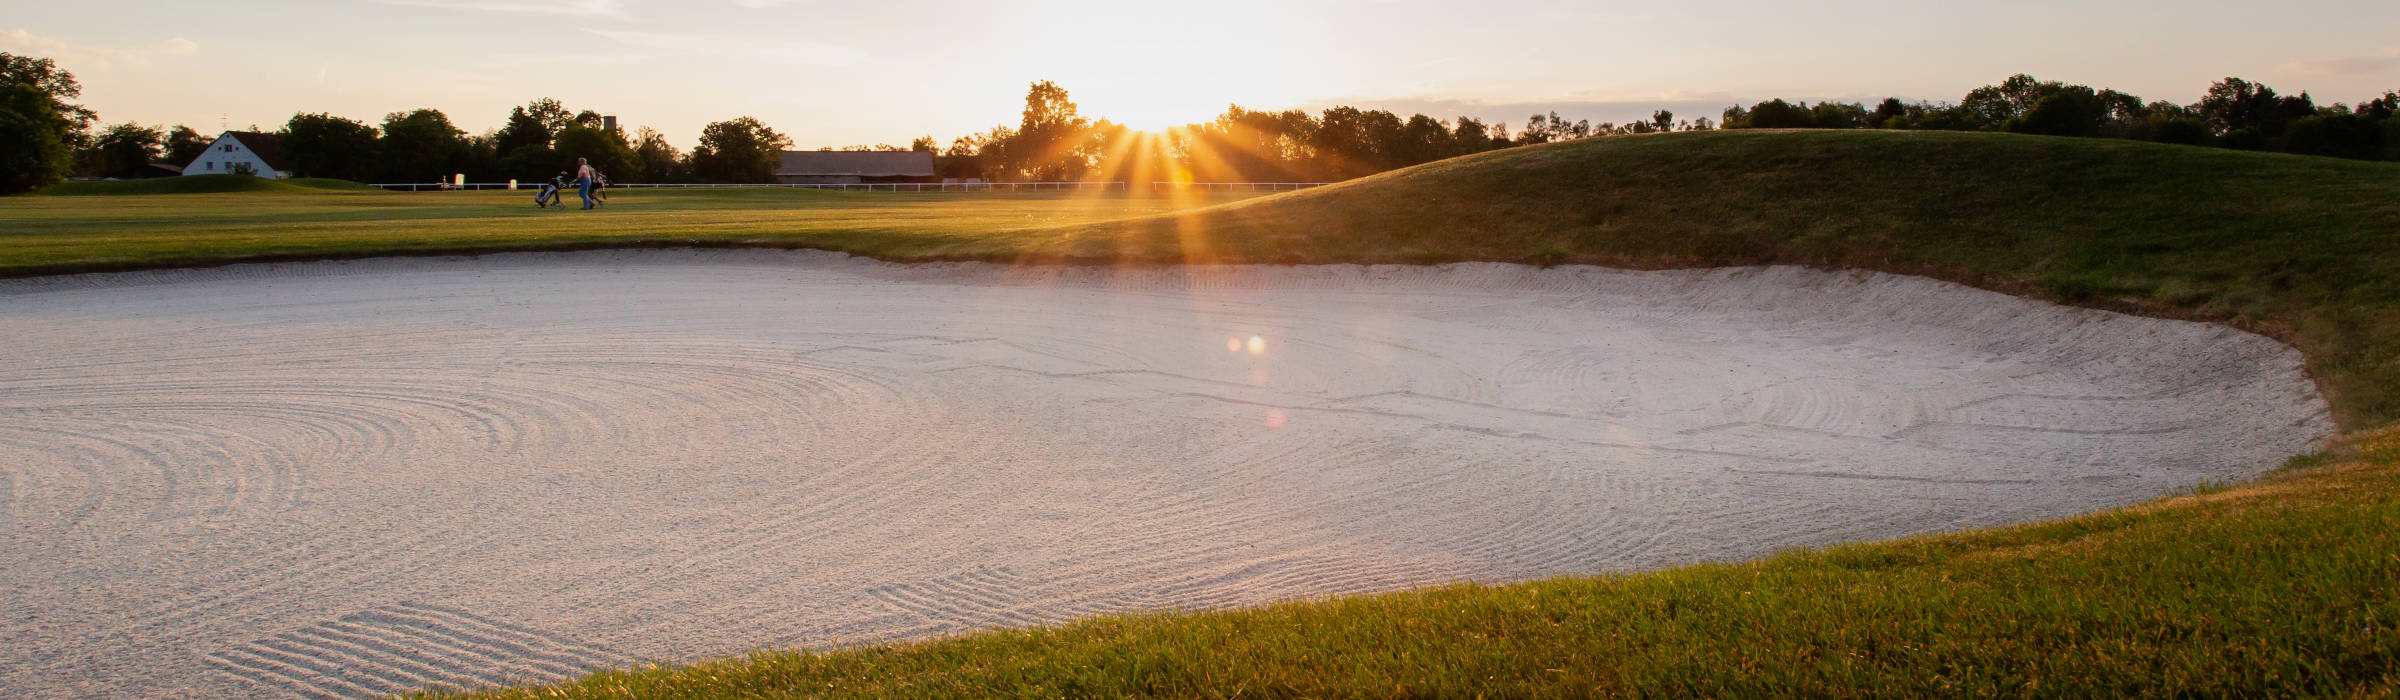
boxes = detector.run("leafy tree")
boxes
[84,121,162,175]
[909,135,937,152]
[2195,77,2315,137]
[2356,91,2399,121]
[523,98,574,134]
[282,112,379,180]
[164,125,209,165]
[1728,99,1813,128]
[492,105,554,156]
[376,108,472,183]
[0,53,91,191]
[0,82,74,192]
[1870,98,1908,128]
[689,116,790,182]
[1451,117,1495,151]
[2006,85,2110,137]
[1013,81,1094,180]
[633,126,685,182]
[1,53,95,147]
[1651,110,1675,132]
[2283,112,2385,160]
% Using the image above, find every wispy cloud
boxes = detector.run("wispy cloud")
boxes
[584,28,864,66]
[374,0,628,17]
[2283,47,2400,78]
[0,29,196,69]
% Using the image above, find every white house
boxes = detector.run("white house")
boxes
[184,131,292,179]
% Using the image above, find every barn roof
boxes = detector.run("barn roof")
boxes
[224,131,289,172]
[775,150,936,177]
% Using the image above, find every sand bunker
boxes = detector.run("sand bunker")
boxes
[0,250,2329,698]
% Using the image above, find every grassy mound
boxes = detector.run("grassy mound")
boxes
[1044,130,2400,425]
[37,174,376,195]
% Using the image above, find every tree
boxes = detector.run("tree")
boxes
[0,82,74,192]
[688,116,789,182]
[1,52,95,147]
[552,124,641,182]
[909,135,937,153]
[1451,117,1494,152]
[1012,81,1094,180]
[164,125,209,165]
[0,53,91,192]
[2357,91,2399,121]
[523,98,574,134]
[282,112,379,181]
[2196,77,2315,137]
[492,105,554,156]
[1651,110,1675,132]
[376,108,472,183]
[1727,99,1813,128]
[1870,98,1908,128]
[2006,85,2110,137]
[2284,112,2385,160]
[85,122,163,176]
[633,126,685,183]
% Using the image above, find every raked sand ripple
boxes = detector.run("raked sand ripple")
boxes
[0,250,2331,698]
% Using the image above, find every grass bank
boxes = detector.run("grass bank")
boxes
[446,430,2399,698]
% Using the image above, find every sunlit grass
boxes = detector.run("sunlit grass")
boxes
[0,186,1263,277]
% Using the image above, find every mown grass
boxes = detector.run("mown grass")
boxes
[0,185,1264,278]
[9,130,2400,696]
[439,429,2399,698]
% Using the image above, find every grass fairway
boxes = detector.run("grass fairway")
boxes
[0,181,1264,278]
[10,130,2400,696]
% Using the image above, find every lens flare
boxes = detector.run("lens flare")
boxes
[1246,335,1265,355]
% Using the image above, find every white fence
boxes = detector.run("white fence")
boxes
[366,181,1337,193]
[367,181,1132,193]
[1151,182,1334,192]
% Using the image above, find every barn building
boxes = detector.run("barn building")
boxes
[774,150,937,185]
[183,131,292,179]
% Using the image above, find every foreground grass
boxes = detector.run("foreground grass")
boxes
[12,131,2400,695]
[442,432,2399,698]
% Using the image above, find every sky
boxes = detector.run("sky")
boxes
[5,0,2396,149]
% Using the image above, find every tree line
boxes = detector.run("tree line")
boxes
[5,48,2396,195]
[1718,74,2400,161]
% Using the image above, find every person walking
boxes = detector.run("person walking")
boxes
[575,157,598,210]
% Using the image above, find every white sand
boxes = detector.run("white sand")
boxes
[0,250,2330,698]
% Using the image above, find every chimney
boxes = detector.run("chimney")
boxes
[603,115,618,131]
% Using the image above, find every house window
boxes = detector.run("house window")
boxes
[207,162,215,170]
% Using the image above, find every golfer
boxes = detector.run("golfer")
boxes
[575,157,597,210]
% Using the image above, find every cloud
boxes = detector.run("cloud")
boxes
[375,0,627,17]
[584,28,864,67]
[2283,48,2400,78]
[0,29,197,69]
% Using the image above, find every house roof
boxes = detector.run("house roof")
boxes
[775,150,936,177]
[224,131,289,172]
